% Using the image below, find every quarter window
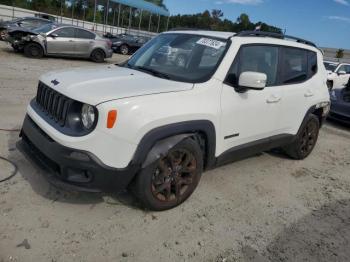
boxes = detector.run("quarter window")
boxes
[281,48,308,84]
[75,29,95,39]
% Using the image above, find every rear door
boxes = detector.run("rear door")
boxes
[277,47,318,134]
[74,28,96,57]
[46,27,76,55]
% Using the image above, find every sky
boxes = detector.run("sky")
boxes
[164,0,350,49]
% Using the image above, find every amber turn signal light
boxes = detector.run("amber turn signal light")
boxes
[107,110,117,129]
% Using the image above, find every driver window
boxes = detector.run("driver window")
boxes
[226,45,279,87]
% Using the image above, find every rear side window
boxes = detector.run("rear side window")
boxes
[75,29,95,39]
[226,45,279,87]
[281,48,308,84]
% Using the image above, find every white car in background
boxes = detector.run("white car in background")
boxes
[324,61,350,90]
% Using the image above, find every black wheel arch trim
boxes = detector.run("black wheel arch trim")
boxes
[130,120,216,170]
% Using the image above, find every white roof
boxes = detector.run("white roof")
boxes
[163,30,236,39]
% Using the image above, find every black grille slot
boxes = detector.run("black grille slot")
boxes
[35,82,70,126]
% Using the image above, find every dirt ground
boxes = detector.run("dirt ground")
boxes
[0,41,350,262]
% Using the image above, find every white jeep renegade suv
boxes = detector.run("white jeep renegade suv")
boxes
[20,30,330,210]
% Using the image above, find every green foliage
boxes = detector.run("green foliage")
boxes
[168,10,282,34]
[336,49,344,59]
[0,1,281,34]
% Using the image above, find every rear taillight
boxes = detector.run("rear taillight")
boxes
[106,40,112,48]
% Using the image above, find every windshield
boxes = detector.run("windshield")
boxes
[324,62,338,72]
[124,33,229,83]
[33,24,58,33]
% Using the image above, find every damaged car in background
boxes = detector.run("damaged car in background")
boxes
[6,24,113,62]
[0,17,52,41]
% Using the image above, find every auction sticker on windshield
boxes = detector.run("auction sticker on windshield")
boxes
[196,38,226,49]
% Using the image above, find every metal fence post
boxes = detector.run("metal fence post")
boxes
[128,7,132,33]
[105,0,110,33]
[156,14,160,33]
[93,0,97,31]
[148,14,152,32]
[138,9,143,35]
[166,16,170,31]
[71,0,74,25]
[117,3,121,34]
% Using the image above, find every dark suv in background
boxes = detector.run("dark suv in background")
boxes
[110,34,151,55]
[329,78,350,125]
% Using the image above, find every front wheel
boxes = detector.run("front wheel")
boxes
[24,43,43,58]
[119,44,129,55]
[284,114,320,160]
[132,138,203,211]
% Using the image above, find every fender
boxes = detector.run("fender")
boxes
[130,120,217,169]
[142,134,192,168]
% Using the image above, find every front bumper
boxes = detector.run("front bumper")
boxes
[19,115,138,192]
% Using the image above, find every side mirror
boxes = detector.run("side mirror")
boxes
[49,33,58,38]
[338,70,346,75]
[238,71,267,90]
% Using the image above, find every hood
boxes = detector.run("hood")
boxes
[8,26,38,35]
[39,65,194,105]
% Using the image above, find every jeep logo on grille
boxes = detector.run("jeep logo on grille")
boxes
[51,79,60,86]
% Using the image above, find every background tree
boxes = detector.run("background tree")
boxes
[336,49,344,59]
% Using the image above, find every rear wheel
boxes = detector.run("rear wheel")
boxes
[119,44,129,55]
[284,114,319,160]
[24,43,43,59]
[132,138,203,211]
[91,49,105,63]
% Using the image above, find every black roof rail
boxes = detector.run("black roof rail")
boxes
[236,31,317,47]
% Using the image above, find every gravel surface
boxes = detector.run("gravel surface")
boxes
[0,41,350,262]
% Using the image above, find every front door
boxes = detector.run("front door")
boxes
[220,45,284,153]
[46,27,76,55]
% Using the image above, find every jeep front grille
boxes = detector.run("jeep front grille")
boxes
[35,82,70,126]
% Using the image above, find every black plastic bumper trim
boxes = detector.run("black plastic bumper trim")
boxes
[19,115,139,193]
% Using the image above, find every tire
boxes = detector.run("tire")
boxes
[91,49,105,63]
[175,54,187,67]
[284,114,320,160]
[119,44,129,55]
[23,43,43,59]
[132,138,203,211]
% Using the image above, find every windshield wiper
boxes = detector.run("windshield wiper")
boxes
[134,66,171,80]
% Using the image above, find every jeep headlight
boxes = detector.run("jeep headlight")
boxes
[81,104,96,129]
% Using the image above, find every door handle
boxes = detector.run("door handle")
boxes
[266,94,281,103]
[304,90,314,97]
[69,40,74,42]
